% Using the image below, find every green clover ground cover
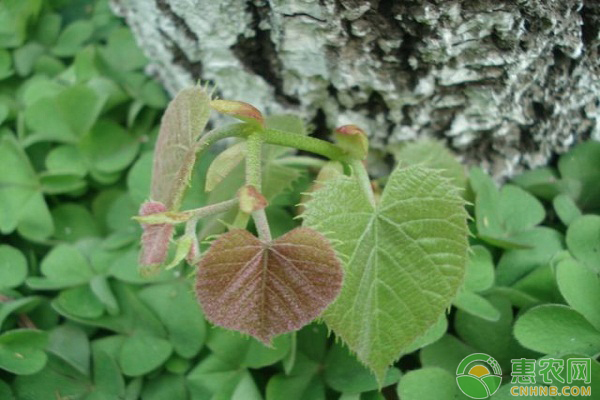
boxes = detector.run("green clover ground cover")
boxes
[1,1,599,399]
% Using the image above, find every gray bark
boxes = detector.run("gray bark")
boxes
[111,0,600,179]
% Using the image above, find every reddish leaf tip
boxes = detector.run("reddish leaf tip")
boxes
[335,124,365,136]
[238,185,268,213]
[210,99,265,127]
[334,125,369,159]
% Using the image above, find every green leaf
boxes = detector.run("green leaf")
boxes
[511,264,562,304]
[196,228,343,344]
[51,20,94,57]
[265,114,307,136]
[0,0,42,48]
[397,367,466,400]
[0,329,48,375]
[553,194,581,226]
[471,167,545,248]
[109,247,174,284]
[297,323,328,363]
[302,165,469,379]
[0,380,14,400]
[32,54,64,76]
[495,227,564,286]
[455,295,534,369]
[0,296,43,330]
[98,27,147,72]
[324,342,401,393]
[566,215,600,274]
[139,79,168,108]
[511,167,569,201]
[141,374,187,400]
[45,144,88,176]
[453,291,501,322]
[420,334,476,374]
[118,333,172,377]
[0,135,39,234]
[0,49,12,80]
[92,348,126,398]
[74,45,99,82]
[205,141,246,191]
[25,84,105,143]
[187,354,262,400]
[53,281,167,337]
[33,12,61,47]
[556,258,600,331]
[558,140,600,211]
[12,355,91,399]
[47,324,90,376]
[55,284,105,319]
[266,353,325,400]
[139,281,207,358]
[80,119,140,173]
[13,42,44,76]
[403,314,448,354]
[392,139,467,190]
[127,151,152,206]
[20,75,63,105]
[52,203,100,242]
[464,245,495,292]
[27,244,94,289]
[39,172,87,194]
[206,327,291,368]
[0,245,28,289]
[16,189,54,241]
[514,304,600,356]
[151,86,211,210]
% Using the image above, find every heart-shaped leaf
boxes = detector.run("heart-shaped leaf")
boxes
[470,168,545,248]
[0,329,48,375]
[302,165,469,380]
[514,304,600,356]
[0,245,28,290]
[566,215,600,274]
[558,141,600,212]
[391,139,466,190]
[151,86,210,210]
[195,227,343,344]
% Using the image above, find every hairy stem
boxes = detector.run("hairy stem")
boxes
[245,133,273,241]
[195,123,252,154]
[135,199,239,224]
[261,128,347,161]
[170,124,250,210]
[245,133,263,189]
[275,156,327,168]
[351,159,376,208]
[253,209,272,242]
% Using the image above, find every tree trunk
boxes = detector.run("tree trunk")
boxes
[110,0,600,179]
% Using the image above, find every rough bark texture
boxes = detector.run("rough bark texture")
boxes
[111,0,600,179]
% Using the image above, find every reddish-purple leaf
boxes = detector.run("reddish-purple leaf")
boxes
[195,227,343,343]
[152,86,211,210]
[138,201,174,267]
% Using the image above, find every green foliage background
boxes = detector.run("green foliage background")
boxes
[0,0,599,399]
